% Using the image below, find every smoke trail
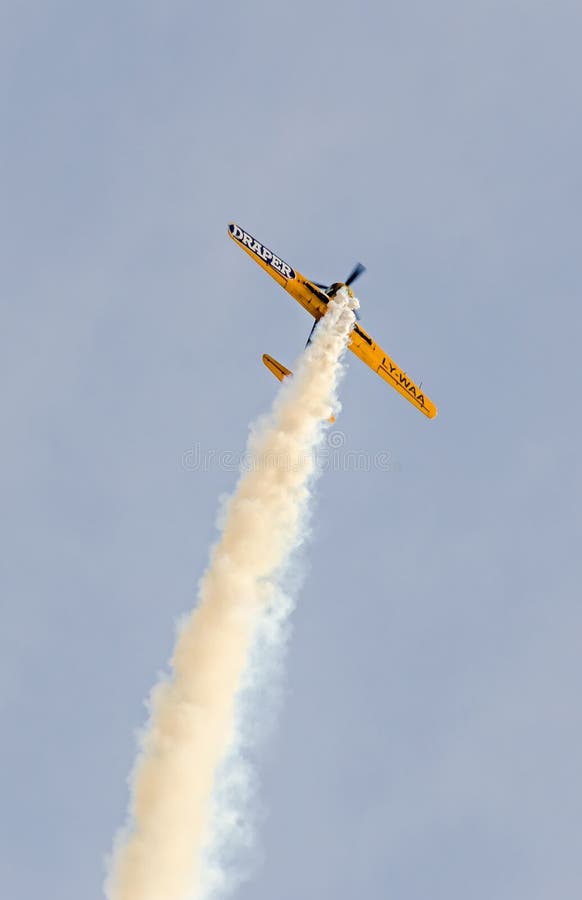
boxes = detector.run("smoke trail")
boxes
[105,291,357,900]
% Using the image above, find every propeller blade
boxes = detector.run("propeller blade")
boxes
[312,281,329,290]
[345,262,366,287]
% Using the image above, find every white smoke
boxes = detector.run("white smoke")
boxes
[105,291,357,900]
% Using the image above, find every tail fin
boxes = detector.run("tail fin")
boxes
[262,354,292,382]
[261,354,335,422]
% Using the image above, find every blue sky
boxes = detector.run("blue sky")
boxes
[1,2,581,898]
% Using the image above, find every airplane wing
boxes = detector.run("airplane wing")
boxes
[228,223,328,320]
[348,322,438,419]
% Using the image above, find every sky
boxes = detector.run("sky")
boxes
[1,1,581,898]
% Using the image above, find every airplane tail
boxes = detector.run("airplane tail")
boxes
[262,354,292,382]
[261,354,335,422]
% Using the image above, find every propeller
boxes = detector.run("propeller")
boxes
[345,262,366,286]
[312,263,366,294]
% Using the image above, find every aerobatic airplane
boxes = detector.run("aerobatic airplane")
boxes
[228,223,437,419]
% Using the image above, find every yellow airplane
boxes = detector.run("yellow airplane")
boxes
[228,223,437,419]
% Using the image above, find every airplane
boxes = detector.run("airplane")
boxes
[228,223,437,419]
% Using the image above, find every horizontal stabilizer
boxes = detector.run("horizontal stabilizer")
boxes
[262,354,335,423]
[262,354,292,382]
